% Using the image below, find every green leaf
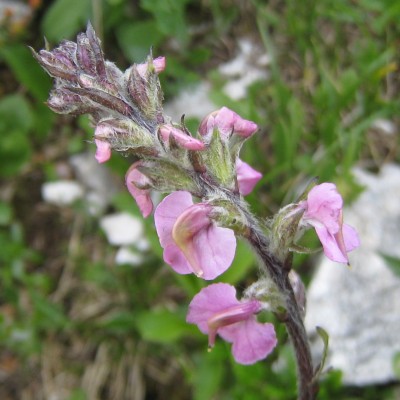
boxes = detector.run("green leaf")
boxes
[140,0,190,46]
[100,312,137,334]
[135,308,195,343]
[41,0,91,42]
[193,346,225,400]
[381,254,400,277]
[393,352,400,379]
[116,21,163,62]
[217,241,255,285]
[0,45,52,102]
[30,292,70,330]
[313,326,330,381]
[0,202,13,226]
[0,94,33,177]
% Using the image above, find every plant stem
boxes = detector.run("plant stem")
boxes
[245,215,317,400]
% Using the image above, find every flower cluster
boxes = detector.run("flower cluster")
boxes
[34,24,359,366]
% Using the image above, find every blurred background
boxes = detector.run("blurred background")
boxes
[0,0,399,399]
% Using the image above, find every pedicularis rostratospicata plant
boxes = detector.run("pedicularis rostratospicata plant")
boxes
[32,23,360,400]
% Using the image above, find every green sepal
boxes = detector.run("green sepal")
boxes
[208,199,248,236]
[270,204,304,262]
[137,160,199,194]
[96,119,156,154]
[203,129,235,188]
[313,326,330,382]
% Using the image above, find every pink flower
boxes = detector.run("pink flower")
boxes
[187,283,277,365]
[236,159,262,195]
[154,191,236,280]
[300,183,360,264]
[125,162,153,218]
[198,107,258,141]
[94,139,111,163]
[159,125,206,150]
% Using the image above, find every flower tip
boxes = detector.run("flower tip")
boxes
[207,346,213,353]
[153,56,166,73]
[94,139,111,163]
[195,269,204,278]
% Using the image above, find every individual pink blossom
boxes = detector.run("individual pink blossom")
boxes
[198,106,258,141]
[236,158,262,195]
[159,125,206,150]
[125,162,153,218]
[187,283,277,365]
[299,183,360,264]
[154,191,236,280]
[94,139,111,163]
[136,56,166,77]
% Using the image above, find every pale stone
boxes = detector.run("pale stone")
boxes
[305,164,400,385]
[218,38,270,100]
[100,213,143,246]
[164,82,215,121]
[70,153,120,215]
[42,180,84,206]
[115,247,143,266]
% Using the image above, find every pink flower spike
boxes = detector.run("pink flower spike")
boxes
[159,125,206,150]
[187,283,277,365]
[154,192,236,280]
[125,162,153,218]
[94,139,111,163]
[236,159,262,195]
[301,183,360,263]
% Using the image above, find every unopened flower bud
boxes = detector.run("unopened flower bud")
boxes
[159,125,206,151]
[288,270,306,319]
[125,162,153,217]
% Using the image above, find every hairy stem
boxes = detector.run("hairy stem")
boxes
[245,214,317,400]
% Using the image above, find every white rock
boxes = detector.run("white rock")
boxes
[70,153,120,214]
[371,118,396,135]
[164,82,215,121]
[305,164,400,386]
[136,237,151,252]
[218,38,270,100]
[100,212,144,246]
[115,247,143,266]
[42,180,84,206]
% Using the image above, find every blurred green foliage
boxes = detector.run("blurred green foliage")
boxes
[0,0,399,399]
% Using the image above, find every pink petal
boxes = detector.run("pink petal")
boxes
[94,139,111,163]
[186,283,240,333]
[155,192,236,280]
[125,162,153,218]
[154,191,193,248]
[315,225,348,263]
[220,318,277,365]
[215,107,258,138]
[198,107,258,140]
[153,56,166,73]
[236,159,262,195]
[159,125,206,150]
[190,224,236,280]
[137,56,166,78]
[172,204,236,279]
[305,183,343,233]
[343,223,360,252]
[163,244,192,275]
[187,283,277,365]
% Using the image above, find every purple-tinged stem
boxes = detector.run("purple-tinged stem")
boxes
[244,214,317,400]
